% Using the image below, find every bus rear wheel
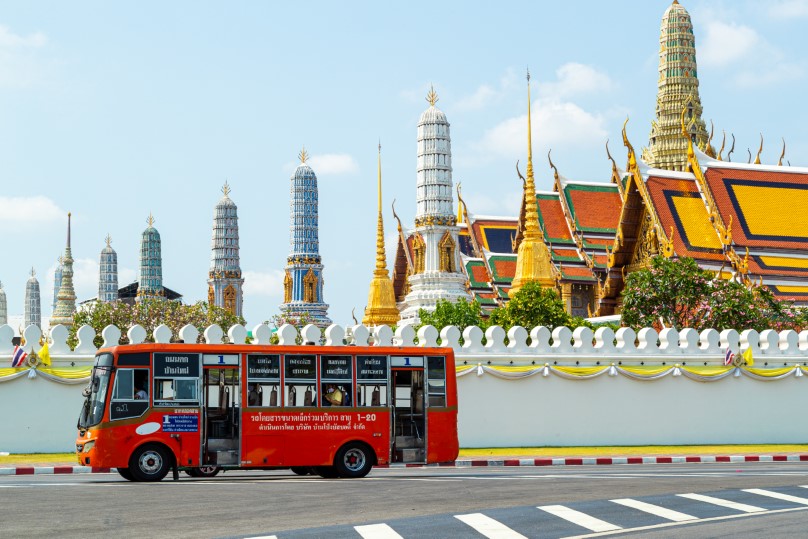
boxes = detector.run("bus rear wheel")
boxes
[117,468,134,481]
[128,444,172,482]
[314,466,339,478]
[334,442,374,478]
[187,465,221,478]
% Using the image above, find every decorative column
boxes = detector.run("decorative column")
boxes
[279,149,331,327]
[208,182,244,317]
[399,87,471,322]
[98,235,119,303]
[136,214,165,302]
[363,144,400,327]
[642,0,708,171]
[52,256,63,312]
[24,268,41,330]
[51,213,77,328]
[0,280,7,325]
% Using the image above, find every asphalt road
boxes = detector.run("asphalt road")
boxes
[2,463,807,538]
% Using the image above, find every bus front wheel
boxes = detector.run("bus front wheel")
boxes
[117,468,134,481]
[334,442,374,478]
[128,444,172,482]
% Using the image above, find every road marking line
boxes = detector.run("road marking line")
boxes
[561,506,808,538]
[538,505,621,532]
[610,498,696,521]
[744,488,808,505]
[354,523,403,539]
[455,512,528,539]
[677,493,766,513]
[244,536,277,539]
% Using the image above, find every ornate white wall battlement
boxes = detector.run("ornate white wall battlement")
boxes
[3,322,808,367]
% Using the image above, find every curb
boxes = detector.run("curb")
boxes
[3,454,807,475]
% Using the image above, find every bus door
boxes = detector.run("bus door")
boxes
[390,356,426,464]
[202,353,241,467]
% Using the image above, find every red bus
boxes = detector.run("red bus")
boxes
[76,343,458,481]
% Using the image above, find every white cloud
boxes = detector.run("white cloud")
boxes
[0,196,64,225]
[243,269,285,297]
[0,24,48,88]
[768,0,808,19]
[455,84,498,111]
[0,25,47,48]
[700,21,760,67]
[473,98,608,161]
[538,63,613,99]
[283,153,359,176]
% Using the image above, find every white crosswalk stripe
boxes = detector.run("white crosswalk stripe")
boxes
[354,523,403,539]
[538,504,622,532]
[610,498,697,522]
[455,512,528,539]
[677,493,766,513]
[744,488,808,506]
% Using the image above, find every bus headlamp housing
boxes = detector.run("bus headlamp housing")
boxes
[82,440,95,453]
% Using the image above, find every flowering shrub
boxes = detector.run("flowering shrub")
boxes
[621,256,808,331]
[69,299,246,347]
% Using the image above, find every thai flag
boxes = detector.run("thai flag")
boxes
[723,348,735,366]
[11,346,28,367]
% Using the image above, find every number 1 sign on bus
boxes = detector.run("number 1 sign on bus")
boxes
[76,342,459,482]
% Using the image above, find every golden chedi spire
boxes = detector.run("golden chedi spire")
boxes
[509,70,556,297]
[363,143,400,327]
[642,0,709,171]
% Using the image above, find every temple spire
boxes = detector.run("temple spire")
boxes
[510,70,556,297]
[642,0,708,171]
[98,234,119,303]
[363,143,400,326]
[51,212,77,328]
[208,182,244,316]
[24,268,41,330]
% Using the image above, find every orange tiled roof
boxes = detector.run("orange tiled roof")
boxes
[565,184,622,232]
[645,174,725,262]
[704,167,808,251]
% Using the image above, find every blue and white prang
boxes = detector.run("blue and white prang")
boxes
[279,148,332,328]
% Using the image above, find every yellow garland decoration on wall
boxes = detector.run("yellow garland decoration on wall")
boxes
[0,366,92,384]
[457,364,807,382]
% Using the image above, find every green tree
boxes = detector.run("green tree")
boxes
[69,299,245,348]
[416,298,488,332]
[489,281,581,330]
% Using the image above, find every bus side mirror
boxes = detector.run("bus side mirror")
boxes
[82,387,91,398]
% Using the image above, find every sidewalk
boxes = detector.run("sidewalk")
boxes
[3,451,808,476]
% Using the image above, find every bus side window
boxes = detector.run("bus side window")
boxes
[286,383,314,407]
[359,384,387,407]
[110,368,150,420]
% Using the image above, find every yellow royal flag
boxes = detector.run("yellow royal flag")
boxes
[742,347,754,367]
[39,341,51,367]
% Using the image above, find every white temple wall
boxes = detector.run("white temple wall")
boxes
[1,322,806,453]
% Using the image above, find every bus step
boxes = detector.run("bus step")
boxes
[395,448,424,463]
[210,450,238,465]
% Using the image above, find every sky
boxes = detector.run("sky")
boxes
[1,0,807,329]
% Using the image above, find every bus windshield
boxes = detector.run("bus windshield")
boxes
[78,354,113,429]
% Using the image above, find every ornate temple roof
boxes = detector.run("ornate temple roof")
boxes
[99,235,119,303]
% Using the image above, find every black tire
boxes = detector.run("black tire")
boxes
[193,465,221,478]
[128,444,172,482]
[314,466,339,478]
[117,467,134,481]
[290,466,313,476]
[334,442,374,478]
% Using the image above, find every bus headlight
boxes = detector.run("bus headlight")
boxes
[82,440,95,453]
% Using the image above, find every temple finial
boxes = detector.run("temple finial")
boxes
[31,267,36,278]
[298,146,308,164]
[222,180,231,197]
[717,130,726,161]
[426,84,438,107]
[67,212,72,249]
[147,213,155,228]
[105,234,112,248]
[727,133,736,162]
[778,138,786,166]
[754,133,763,164]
